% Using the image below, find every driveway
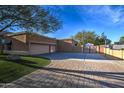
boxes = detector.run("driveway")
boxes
[3,53,124,88]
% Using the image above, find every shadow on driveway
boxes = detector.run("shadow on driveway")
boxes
[40,52,121,61]
[39,66,124,88]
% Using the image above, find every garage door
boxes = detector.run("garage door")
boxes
[50,45,56,53]
[30,44,49,54]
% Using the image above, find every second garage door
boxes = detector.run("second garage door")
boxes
[30,44,49,54]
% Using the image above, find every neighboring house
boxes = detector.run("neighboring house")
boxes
[0,32,82,55]
[114,42,121,45]
[85,43,94,48]
[112,45,124,50]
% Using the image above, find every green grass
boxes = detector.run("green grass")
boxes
[0,55,50,83]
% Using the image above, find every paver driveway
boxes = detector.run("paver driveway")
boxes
[3,53,124,88]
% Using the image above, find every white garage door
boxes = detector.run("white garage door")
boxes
[30,44,49,54]
[50,45,56,53]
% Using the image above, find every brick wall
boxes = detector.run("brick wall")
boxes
[57,40,82,52]
[6,34,28,51]
[3,33,57,52]
[96,45,105,53]
[27,34,57,44]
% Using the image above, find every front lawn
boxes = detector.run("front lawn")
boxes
[0,55,50,83]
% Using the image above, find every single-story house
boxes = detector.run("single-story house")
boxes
[112,45,124,50]
[0,32,82,55]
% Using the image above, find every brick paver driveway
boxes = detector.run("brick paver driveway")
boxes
[3,53,124,88]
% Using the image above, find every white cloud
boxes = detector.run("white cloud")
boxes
[78,6,124,25]
[103,6,122,24]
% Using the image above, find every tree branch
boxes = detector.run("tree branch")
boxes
[0,19,16,32]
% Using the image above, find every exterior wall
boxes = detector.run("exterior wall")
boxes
[6,34,28,51]
[27,34,56,44]
[1,32,82,54]
[27,34,57,54]
[96,45,105,53]
[57,40,82,52]
[2,33,57,55]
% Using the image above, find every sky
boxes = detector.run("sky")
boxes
[44,5,124,43]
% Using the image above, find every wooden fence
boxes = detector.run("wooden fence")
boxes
[96,45,124,60]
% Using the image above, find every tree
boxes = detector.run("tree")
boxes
[73,31,96,45]
[106,39,111,45]
[83,31,96,44]
[119,36,124,44]
[73,31,111,46]
[0,5,62,33]
[0,5,62,54]
[95,33,111,45]
[74,32,84,46]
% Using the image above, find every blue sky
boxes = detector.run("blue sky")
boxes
[44,5,124,43]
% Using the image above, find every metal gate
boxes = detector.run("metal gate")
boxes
[83,46,97,53]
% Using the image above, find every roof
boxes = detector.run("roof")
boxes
[113,45,124,50]
[7,31,57,40]
[59,38,78,43]
[59,38,73,40]
[0,31,13,36]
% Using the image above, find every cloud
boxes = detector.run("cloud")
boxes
[103,6,122,24]
[44,5,124,26]
[77,5,124,25]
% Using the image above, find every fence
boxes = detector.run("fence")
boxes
[96,45,124,60]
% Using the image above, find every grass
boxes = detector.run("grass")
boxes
[0,55,50,83]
